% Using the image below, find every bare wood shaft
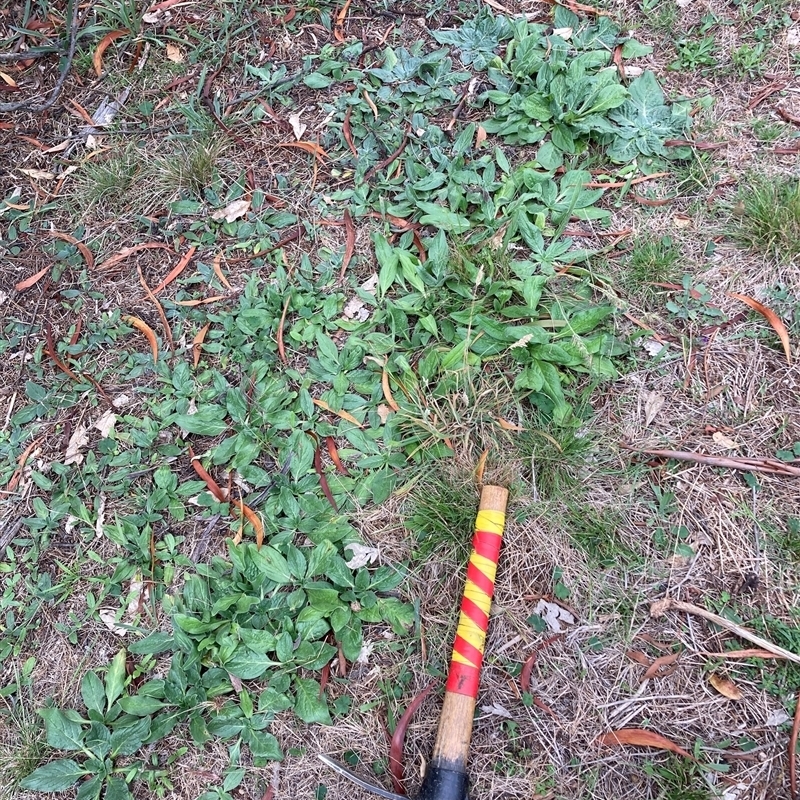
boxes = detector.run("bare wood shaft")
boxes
[479,484,509,513]
[431,691,476,767]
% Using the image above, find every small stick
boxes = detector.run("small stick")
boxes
[651,598,800,665]
[364,133,409,181]
[622,444,800,477]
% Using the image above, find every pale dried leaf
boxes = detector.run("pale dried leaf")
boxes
[712,431,739,450]
[357,640,375,665]
[288,112,307,140]
[673,214,692,228]
[480,702,514,718]
[142,11,162,22]
[765,709,791,726]
[788,26,800,47]
[94,409,117,438]
[43,140,71,153]
[361,274,379,293]
[624,65,644,77]
[721,784,749,800]
[112,393,133,408]
[165,43,183,62]
[709,673,743,700]
[211,199,250,223]
[125,571,148,619]
[345,543,380,569]
[376,403,392,424]
[343,296,369,321]
[475,125,487,147]
[643,391,665,427]
[642,339,665,357]
[95,493,107,538]
[532,599,575,633]
[228,672,243,692]
[99,608,128,636]
[65,425,89,465]
[552,26,573,38]
[19,169,56,180]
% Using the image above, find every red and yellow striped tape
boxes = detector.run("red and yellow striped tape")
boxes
[445,506,506,698]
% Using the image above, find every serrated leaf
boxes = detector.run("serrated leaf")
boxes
[20,759,88,791]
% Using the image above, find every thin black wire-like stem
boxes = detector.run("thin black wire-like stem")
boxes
[0,0,80,113]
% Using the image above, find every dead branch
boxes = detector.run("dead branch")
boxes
[651,598,800,665]
[622,444,800,477]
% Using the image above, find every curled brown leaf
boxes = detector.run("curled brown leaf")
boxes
[389,682,435,794]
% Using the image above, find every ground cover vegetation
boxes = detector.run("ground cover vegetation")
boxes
[1,0,799,797]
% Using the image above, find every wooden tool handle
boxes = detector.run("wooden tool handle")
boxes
[418,485,509,800]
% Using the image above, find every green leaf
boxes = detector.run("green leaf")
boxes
[416,202,471,234]
[118,695,166,716]
[247,729,283,764]
[304,72,334,88]
[239,628,277,653]
[224,645,278,680]
[378,597,415,634]
[76,774,103,800]
[109,715,151,757]
[494,143,512,173]
[223,767,246,791]
[375,234,398,298]
[250,544,293,584]
[305,583,342,614]
[84,721,111,758]
[105,777,134,800]
[293,677,332,725]
[81,671,105,714]
[20,760,88,791]
[106,649,127,711]
[169,406,228,436]
[128,632,174,655]
[621,38,653,58]
[305,539,336,578]
[39,708,86,751]
[522,94,551,122]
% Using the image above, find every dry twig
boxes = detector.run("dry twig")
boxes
[622,444,800,477]
[651,598,800,665]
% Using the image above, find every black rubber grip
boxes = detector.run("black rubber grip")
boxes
[416,763,469,800]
